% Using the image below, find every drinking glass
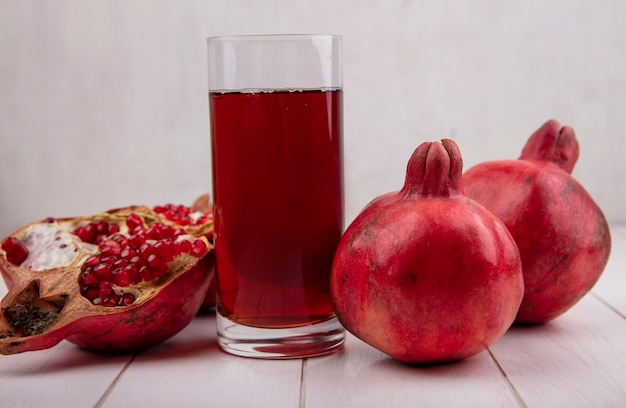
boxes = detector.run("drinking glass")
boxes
[207,34,345,358]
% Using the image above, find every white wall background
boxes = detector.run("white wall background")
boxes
[1,0,625,237]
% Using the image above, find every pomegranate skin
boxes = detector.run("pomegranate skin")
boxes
[463,120,611,324]
[331,140,523,364]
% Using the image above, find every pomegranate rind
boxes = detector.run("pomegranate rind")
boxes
[0,206,214,354]
[331,140,524,364]
[463,122,611,324]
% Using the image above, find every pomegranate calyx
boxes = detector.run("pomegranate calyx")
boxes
[403,139,463,199]
[519,119,579,174]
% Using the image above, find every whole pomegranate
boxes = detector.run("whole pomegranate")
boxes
[331,139,523,364]
[0,205,214,354]
[463,120,611,324]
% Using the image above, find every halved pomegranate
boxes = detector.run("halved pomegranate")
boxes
[0,205,214,354]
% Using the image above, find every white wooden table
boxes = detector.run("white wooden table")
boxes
[1,226,625,408]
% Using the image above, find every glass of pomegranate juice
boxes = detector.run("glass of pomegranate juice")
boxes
[207,34,345,358]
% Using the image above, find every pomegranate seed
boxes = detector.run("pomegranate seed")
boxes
[84,224,98,241]
[74,224,97,244]
[98,281,114,299]
[129,255,143,266]
[127,234,145,249]
[81,264,94,274]
[153,241,173,261]
[109,233,127,247]
[119,292,136,306]
[101,245,122,257]
[190,240,207,257]
[100,256,117,265]
[146,254,160,269]
[93,264,113,280]
[196,215,212,224]
[73,226,86,240]
[139,266,152,281]
[175,239,193,255]
[113,258,129,269]
[102,295,120,307]
[1,237,29,265]
[126,214,144,231]
[144,225,162,240]
[120,249,136,260]
[84,255,101,268]
[138,243,156,261]
[82,286,100,300]
[79,270,100,286]
[95,221,109,235]
[108,224,120,234]
[125,264,141,284]
[112,268,131,287]
[172,213,190,225]
[160,225,176,239]
[100,239,120,248]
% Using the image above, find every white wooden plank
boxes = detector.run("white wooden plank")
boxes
[304,333,519,408]
[0,339,132,408]
[101,313,303,408]
[591,225,626,316]
[491,295,626,407]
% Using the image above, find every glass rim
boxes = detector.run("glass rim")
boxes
[207,33,341,43]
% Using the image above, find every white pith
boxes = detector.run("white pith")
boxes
[18,223,96,271]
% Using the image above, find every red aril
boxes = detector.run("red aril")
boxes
[1,238,28,266]
[463,120,611,324]
[331,139,523,364]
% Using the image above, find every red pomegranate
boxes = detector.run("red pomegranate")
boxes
[0,205,214,354]
[331,139,523,364]
[463,119,611,324]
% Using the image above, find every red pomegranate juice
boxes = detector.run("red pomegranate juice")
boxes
[210,89,343,328]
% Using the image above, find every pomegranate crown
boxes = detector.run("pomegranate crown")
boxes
[519,119,580,174]
[402,139,463,198]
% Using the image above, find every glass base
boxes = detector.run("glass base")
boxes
[216,313,346,359]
